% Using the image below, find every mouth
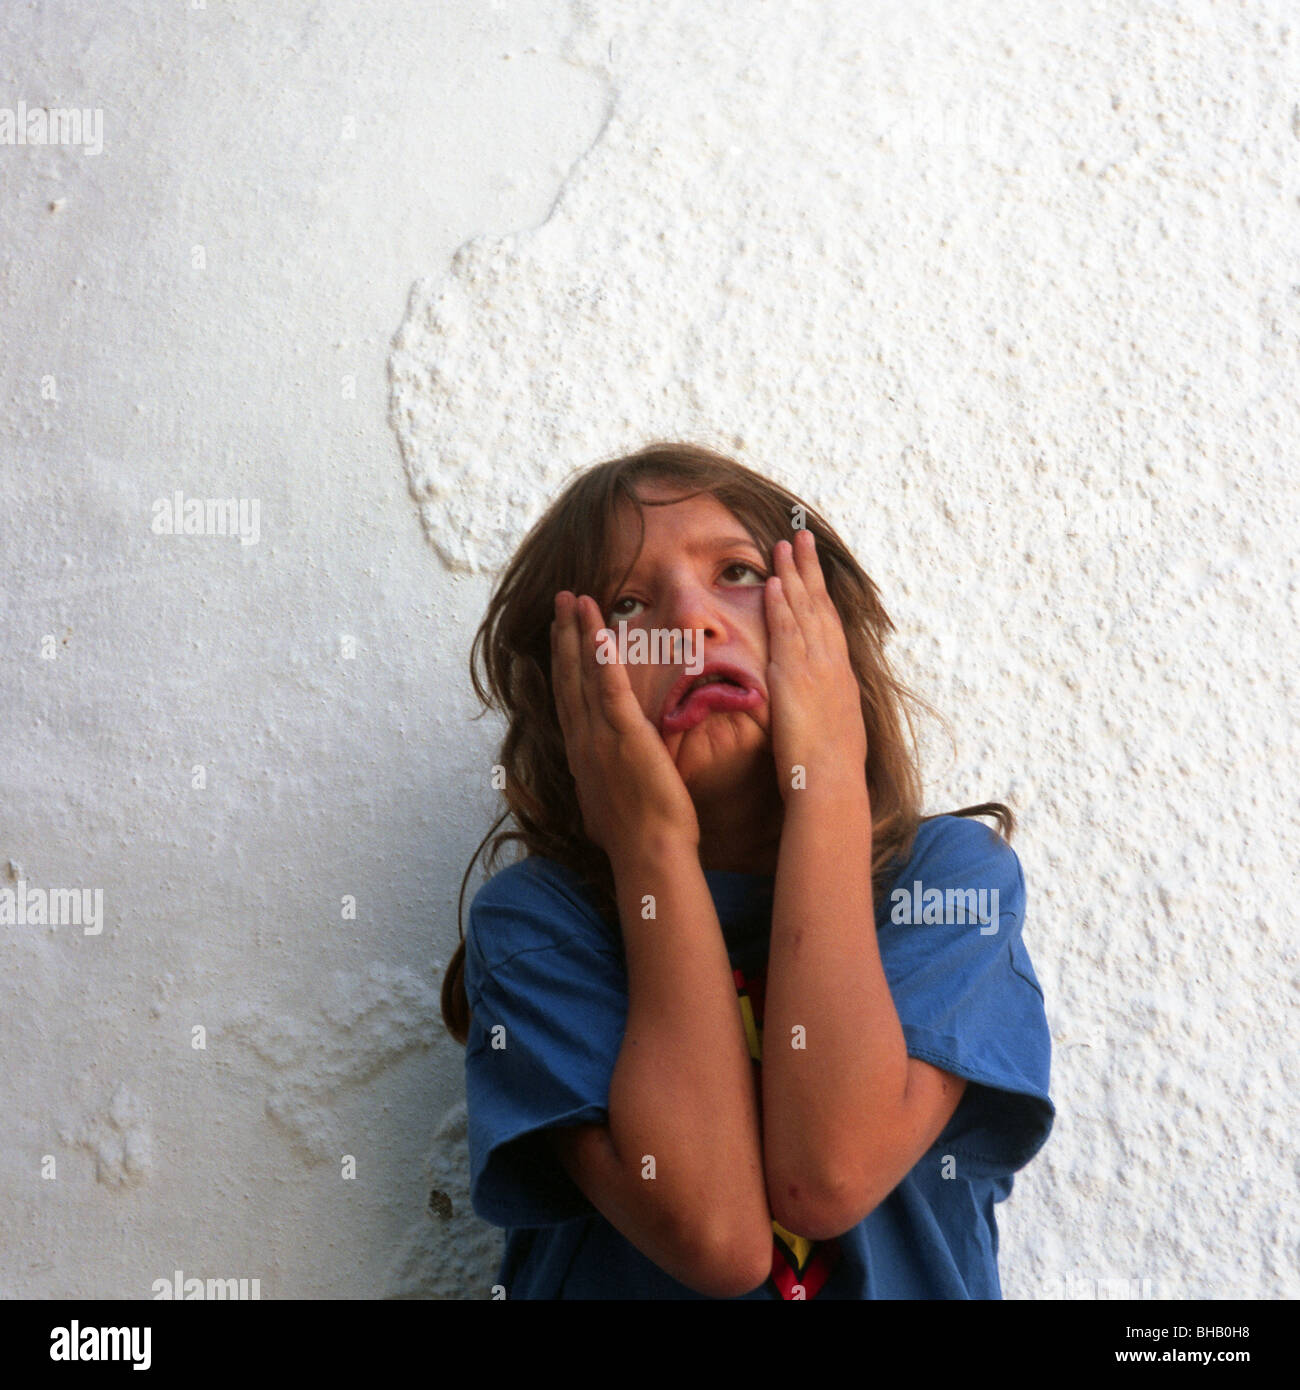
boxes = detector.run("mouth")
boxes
[659,662,764,735]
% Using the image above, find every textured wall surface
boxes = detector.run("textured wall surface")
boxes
[4,0,1297,1300]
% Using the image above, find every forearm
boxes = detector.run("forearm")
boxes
[761,774,910,1231]
[605,832,772,1255]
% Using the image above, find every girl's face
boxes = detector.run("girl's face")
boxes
[598,481,775,801]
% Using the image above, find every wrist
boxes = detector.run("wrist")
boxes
[779,761,869,809]
[607,827,701,876]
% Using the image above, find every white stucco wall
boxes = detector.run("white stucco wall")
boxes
[3,0,1296,1300]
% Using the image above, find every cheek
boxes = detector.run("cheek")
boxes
[734,589,771,645]
[627,666,659,715]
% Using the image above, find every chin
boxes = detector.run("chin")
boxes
[673,716,767,791]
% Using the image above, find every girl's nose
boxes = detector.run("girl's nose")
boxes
[662,583,722,641]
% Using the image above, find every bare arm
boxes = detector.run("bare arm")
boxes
[761,774,967,1240]
[550,831,772,1298]
[758,532,966,1238]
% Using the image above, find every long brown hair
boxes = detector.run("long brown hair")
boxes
[440,441,1013,1044]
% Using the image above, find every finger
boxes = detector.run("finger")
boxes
[550,591,588,742]
[764,571,807,664]
[573,595,627,731]
[791,527,847,652]
[782,529,847,660]
[770,541,812,659]
[793,527,829,600]
[781,532,823,627]
[571,595,602,718]
[577,599,645,733]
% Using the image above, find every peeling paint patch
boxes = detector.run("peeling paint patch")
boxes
[64,1082,153,1188]
[223,962,442,1163]
[384,1102,503,1300]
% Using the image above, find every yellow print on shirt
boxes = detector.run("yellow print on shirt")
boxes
[733,964,842,1300]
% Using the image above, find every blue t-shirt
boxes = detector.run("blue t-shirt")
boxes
[462,814,1053,1299]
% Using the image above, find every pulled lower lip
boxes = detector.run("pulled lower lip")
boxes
[660,678,763,735]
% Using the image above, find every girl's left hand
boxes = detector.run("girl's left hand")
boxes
[764,528,868,799]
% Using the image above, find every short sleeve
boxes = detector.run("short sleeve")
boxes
[878,817,1054,1180]
[463,858,628,1227]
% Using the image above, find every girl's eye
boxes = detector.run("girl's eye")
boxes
[608,561,766,620]
[722,561,766,584]
[608,595,642,620]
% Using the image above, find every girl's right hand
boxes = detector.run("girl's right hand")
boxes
[550,591,701,860]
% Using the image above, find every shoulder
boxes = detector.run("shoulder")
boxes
[877,815,1032,976]
[907,813,1018,870]
[877,817,1054,1156]
[466,856,618,980]
[887,815,1024,915]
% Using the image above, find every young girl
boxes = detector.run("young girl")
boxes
[442,441,1053,1299]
